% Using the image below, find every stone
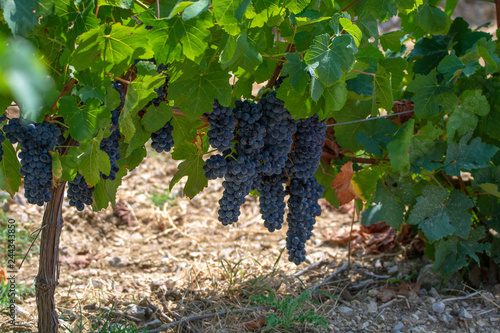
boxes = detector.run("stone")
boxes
[367,301,378,314]
[458,307,473,319]
[429,287,441,300]
[338,305,353,314]
[393,321,405,332]
[441,313,453,324]
[126,305,146,321]
[388,265,399,274]
[90,279,104,289]
[109,256,126,268]
[432,301,446,313]
[13,305,30,319]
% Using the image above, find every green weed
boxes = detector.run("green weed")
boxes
[251,290,328,331]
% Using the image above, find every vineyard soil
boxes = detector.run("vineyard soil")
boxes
[1,149,499,333]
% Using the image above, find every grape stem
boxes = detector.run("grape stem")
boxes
[264,44,295,91]
[50,78,77,111]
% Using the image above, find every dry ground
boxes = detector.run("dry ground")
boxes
[0,148,499,333]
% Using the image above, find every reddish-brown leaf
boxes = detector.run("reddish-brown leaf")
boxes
[330,161,359,205]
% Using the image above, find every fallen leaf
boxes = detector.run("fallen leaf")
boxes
[331,161,360,205]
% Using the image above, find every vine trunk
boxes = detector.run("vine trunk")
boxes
[35,183,66,333]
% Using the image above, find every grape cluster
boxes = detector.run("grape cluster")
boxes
[100,130,121,181]
[203,95,326,264]
[258,173,287,232]
[67,173,94,211]
[218,154,258,225]
[289,114,327,180]
[286,177,324,264]
[259,91,296,176]
[100,82,124,181]
[203,154,227,179]
[151,121,174,153]
[4,119,61,206]
[207,100,235,152]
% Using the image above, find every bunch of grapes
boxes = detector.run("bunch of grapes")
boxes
[203,154,227,179]
[289,114,326,180]
[218,154,258,225]
[207,100,235,152]
[4,119,61,205]
[257,172,287,232]
[259,91,296,176]
[286,177,324,264]
[100,82,125,181]
[67,173,94,211]
[151,121,174,153]
[203,96,327,265]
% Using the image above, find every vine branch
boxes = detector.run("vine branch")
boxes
[50,78,77,111]
[264,44,295,91]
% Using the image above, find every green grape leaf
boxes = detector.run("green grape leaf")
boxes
[286,0,310,14]
[141,102,173,133]
[387,119,414,172]
[169,141,207,198]
[119,144,147,171]
[379,57,407,90]
[1,0,38,36]
[58,96,110,144]
[434,226,491,275]
[120,74,165,142]
[276,80,320,119]
[125,113,153,157]
[0,140,22,196]
[352,166,381,202]
[333,100,371,152]
[148,12,213,64]
[314,161,340,208]
[135,61,157,76]
[407,70,444,118]
[383,173,416,206]
[78,132,112,187]
[304,34,357,87]
[477,38,500,75]
[339,18,362,47]
[310,76,324,102]
[92,167,127,210]
[437,50,463,81]
[74,71,107,102]
[407,185,474,242]
[323,81,347,115]
[380,30,405,52]
[447,90,489,143]
[171,115,204,146]
[220,33,250,69]
[182,0,210,21]
[72,25,153,76]
[357,12,379,45]
[443,131,499,176]
[169,64,231,121]
[356,118,398,158]
[1,37,53,122]
[281,52,310,95]
[415,3,448,33]
[212,0,245,35]
[367,180,406,229]
[373,65,393,112]
[409,123,443,173]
